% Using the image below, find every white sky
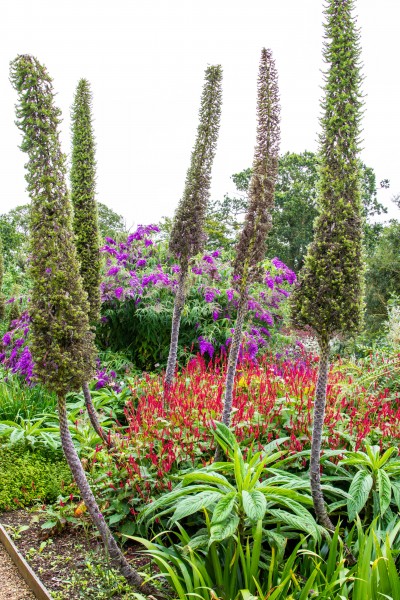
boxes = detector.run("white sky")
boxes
[1,0,399,229]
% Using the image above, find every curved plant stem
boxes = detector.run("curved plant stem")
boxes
[58,394,157,596]
[82,380,112,447]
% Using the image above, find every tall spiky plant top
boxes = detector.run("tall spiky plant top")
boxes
[233,48,280,292]
[291,0,364,342]
[71,78,101,324]
[169,64,223,267]
[10,55,95,395]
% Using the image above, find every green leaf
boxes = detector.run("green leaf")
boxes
[266,509,319,539]
[347,470,373,521]
[209,514,240,544]
[377,469,392,516]
[182,471,234,491]
[211,491,237,524]
[172,491,222,523]
[242,490,267,521]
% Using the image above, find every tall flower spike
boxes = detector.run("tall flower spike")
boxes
[71,78,101,325]
[165,65,223,389]
[10,54,156,595]
[71,78,109,445]
[218,48,280,442]
[233,48,280,291]
[290,0,364,535]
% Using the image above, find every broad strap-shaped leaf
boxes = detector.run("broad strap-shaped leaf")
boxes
[182,471,235,491]
[242,490,267,521]
[209,514,240,544]
[377,446,398,468]
[171,491,222,523]
[266,508,319,540]
[347,470,373,521]
[211,491,237,524]
[213,421,238,454]
[377,469,392,516]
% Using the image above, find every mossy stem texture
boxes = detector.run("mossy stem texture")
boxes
[309,339,335,531]
[58,395,156,595]
[82,380,111,446]
[165,268,187,388]
[215,293,248,462]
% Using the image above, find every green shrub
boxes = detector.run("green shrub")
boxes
[0,447,72,511]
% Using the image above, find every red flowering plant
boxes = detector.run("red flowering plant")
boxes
[87,350,400,534]
[97,225,296,369]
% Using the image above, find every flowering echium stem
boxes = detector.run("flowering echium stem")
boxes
[216,48,280,447]
[70,79,111,448]
[165,65,222,389]
[290,0,364,537]
[10,55,153,594]
[58,396,156,595]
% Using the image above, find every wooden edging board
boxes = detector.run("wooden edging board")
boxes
[0,523,52,600]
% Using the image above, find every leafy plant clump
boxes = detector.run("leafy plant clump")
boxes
[0,447,72,511]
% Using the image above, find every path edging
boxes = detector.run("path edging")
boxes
[0,523,52,600]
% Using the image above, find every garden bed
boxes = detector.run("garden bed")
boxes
[0,511,149,600]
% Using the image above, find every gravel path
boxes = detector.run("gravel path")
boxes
[0,543,35,600]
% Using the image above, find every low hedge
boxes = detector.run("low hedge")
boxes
[0,447,72,511]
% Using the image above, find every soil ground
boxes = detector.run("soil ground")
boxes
[0,510,154,600]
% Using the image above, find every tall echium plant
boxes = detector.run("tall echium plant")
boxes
[165,65,223,388]
[291,0,364,532]
[70,78,107,445]
[219,48,280,431]
[10,55,156,596]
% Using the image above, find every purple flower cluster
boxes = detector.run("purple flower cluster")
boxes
[0,312,34,383]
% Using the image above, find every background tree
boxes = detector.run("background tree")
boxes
[70,78,107,444]
[10,54,154,595]
[365,219,400,333]
[165,64,223,387]
[207,153,386,270]
[219,47,280,435]
[290,0,364,531]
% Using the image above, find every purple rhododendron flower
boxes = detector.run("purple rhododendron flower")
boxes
[271,257,286,270]
[226,289,234,301]
[198,337,214,357]
[204,290,215,303]
[171,264,180,273]
[2,333,11,346]
[192,266,203,275]
[115,287,124,300]
[212,250,220,257]
[107,266,120,276]
[136,259,147,267]
[202,255,214,264]
[277,288,290,297]
[212,310,219,321]
[105,237,116,245]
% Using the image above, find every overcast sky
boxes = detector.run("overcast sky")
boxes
[1,0,399,229]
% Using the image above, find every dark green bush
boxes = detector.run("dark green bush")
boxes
[0,447,72,511]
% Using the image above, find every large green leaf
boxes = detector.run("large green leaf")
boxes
[171,491,222,523]
[211,491,237,524]
[209,514,240,544]
[377,469,392,516]
[266,509,319,539]
[182,471,235,491]
[242,490,267,521]
[347,470,373,521]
